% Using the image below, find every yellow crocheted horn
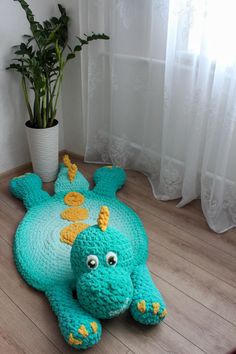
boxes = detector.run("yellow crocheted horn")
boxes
[63,154,72,168]
[97,206,110,231]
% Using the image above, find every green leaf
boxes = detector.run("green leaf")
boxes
[44,20,52,29]
[77,36,88,45]
[102,33,110,40]
[58,4,66,16]
[74,45,81,52]
[66,53,76,61]
[51,17,59,25]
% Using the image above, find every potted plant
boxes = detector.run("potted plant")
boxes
[7,0,109,182]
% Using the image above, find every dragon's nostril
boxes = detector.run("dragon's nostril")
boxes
[108,282,116,291]
[90,287,98,294]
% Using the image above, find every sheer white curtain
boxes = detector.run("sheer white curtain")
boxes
[78,0,236,233]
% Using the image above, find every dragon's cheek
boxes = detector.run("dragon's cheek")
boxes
[76,270,133,319]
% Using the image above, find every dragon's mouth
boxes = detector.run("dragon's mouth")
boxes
[108,298,131,317]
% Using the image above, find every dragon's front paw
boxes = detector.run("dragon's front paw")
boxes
[130,298,167,325]
[61,319,102,349]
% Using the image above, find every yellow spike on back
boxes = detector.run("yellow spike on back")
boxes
[97,206,110,231]
[68,163,77,182]
[63,154,72,168]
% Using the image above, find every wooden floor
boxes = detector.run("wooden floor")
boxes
[0,158,236,354]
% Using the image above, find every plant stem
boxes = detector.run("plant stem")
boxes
[21,76,34,124]
[52,73,63,118]
[34,88,42,128]
[43,90,47,128]
[46,73,50,124]
[48,74,60,114]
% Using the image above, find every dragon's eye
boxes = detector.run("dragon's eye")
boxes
[86,255,99,269]
[106,252,118,267]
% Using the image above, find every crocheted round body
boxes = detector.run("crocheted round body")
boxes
[14,188,147,292]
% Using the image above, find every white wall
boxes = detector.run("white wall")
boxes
[0,0,65,174]
[59,0,85,156]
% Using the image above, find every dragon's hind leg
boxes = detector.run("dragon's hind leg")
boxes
[10,173,51,209]
[46,282,102,349]
[92,166,126,197]
[130,264,167,325]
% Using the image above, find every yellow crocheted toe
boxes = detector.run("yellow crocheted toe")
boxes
[160,309,168,318]
[68,333,82,346]
[78,325,89,338]
[60,222,90,245]
[137,300,146,314]
[90,322,98,333]
[61,207,89,222]
[64,192,85,206]
[152,302,160,315]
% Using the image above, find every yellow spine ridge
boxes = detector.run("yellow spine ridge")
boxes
[60,222,90,245]
[64,191,85,206]
[60,207,89,222]
[63,154,72,168]
[68,163,78,182]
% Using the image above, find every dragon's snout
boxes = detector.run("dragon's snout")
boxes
[76,268,133,319]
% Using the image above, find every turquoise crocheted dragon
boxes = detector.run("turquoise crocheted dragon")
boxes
[10,155,167,350]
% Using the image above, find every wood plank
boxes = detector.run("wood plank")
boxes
[106,272,236,354]
[152,275,236,354]
[148,241,236,325]
[118,180,236,258]
[105,314,204,354]
[119,198,236,287]
[0,178,28,211]
[0,238,130,354]
[0,202,23,245]
[0,288,60,354]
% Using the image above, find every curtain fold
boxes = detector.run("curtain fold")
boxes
[78,0,236,233]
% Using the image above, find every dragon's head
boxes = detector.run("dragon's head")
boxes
[70,207,134,319]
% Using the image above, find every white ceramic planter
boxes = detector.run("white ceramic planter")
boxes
[25,120,59,182]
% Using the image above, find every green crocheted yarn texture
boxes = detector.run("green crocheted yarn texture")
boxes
[10,162,167,350]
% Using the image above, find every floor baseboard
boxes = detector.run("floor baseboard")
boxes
[0,162,33,181]
[63,150,84,162]
[0,149,84,181]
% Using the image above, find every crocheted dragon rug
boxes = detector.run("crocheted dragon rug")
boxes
[10,155,167,350]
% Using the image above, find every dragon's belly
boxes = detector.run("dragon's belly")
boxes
[14,191,148,291]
